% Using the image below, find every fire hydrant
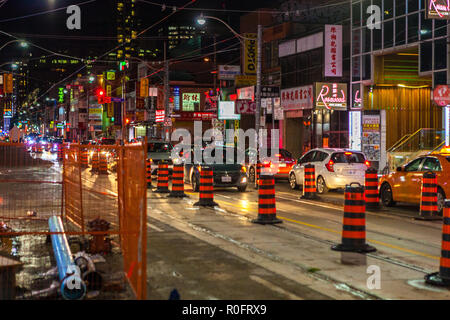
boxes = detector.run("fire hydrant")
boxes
[87,218,111,254]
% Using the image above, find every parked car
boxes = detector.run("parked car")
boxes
[184,146,248,192]
[379,150,450,214]
[289,148,370,194]
[245,148,296,182]
[147,140,173,175]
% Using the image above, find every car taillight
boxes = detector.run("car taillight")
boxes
[241,166,247,173]
[365,160,371,168]
[325,160,335,172]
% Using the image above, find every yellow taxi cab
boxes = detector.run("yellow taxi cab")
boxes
[379,146,450,214]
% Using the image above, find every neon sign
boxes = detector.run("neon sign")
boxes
[314,82,347,110]
[426,0,450,19]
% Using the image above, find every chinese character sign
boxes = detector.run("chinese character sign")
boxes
[324,25,343,77]
[280,85,313,110]
[182,93,200,111]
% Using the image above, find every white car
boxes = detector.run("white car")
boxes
[289,148,371,194]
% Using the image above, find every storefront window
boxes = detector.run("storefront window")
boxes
[352,1,361,27]
[407,0,418,13]
[434,39,447,70]
[407,13,419,43]
[384,0,394,19]
[352,56,361,81]
[362,54,371,80]
[420,41,432,72]
[434,71,447,86]
[384,20,393,48]
[395,0,406,16]
[420,11,432,40]
[373,27,382,50]
[364,27,371,53]
[395,17,406,45]
[435,19,447,38]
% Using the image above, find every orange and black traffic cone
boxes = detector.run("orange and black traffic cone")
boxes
[364,167,379,210]
[80,148,89,168]
[425,200,450,286]
[194,165,218,207]
[331,183,376,253]
[91,150,99,173]
[252,173,282,225]
[98,151,109,175]
[156,163,170,193]
[146,158,152,189]
[168,164,187,198]
[301,164,317,199]
[415,171,442,221]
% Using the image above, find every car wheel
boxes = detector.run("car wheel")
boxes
[191,174,199,192]
[237,185,247,192]
[437,187,446,216]
[249,166,255,183]
[289,173,299,190]
[316,176,329,194]
[380,183,396,207]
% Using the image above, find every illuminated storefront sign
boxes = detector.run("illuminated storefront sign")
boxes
[426,0,450,19]
[172,112,215,121]
[155,110,165,123]
[349,111,362,151]
[174,87,180,111]
[182,93,200,111]
[314,82,347,110]
[281,85,313,110]
[235,100,256,114]
[218,101,240,120]
[58,87,65,103]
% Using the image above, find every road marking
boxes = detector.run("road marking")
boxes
[249,275,303,300]
[147,222,163,232]
[213,199,440,261]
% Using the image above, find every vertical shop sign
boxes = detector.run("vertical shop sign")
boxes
[324,25,343,77]
[362,113,381,162]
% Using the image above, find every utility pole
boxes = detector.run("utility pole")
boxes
[255,24,262,150]
[163,41,170,142]
[213,34,217,93]
[121,73,126,142]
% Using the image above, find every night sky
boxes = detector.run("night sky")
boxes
[0,0,277,62]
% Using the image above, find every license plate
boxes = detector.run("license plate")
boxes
[279,163,286,167]
[222,176,232,182]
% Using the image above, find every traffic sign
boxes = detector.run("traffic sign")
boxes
[111,97,125,102]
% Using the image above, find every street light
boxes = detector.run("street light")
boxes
[196,14,263,157]
[0,39,28,52]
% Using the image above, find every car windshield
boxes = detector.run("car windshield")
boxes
[331,152,365,163]
[148,142,172,153]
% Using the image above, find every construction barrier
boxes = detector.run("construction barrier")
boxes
[425,200,450,286]
[156,163,170,193]
[331,183,376,253]
[415,171,442,221]
[252,174,282,225]
[194,165,218,207]
[364,167,379,210]
[301,164,317,199]
[90,150,99,173]
[57,145,63,162]
[0,142,147,300]
[98,152,108,175]
[80,148,89,168]
[168,164,187,198]
[146,158,152,188]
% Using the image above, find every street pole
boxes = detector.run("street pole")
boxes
[163,41,170,142]
[213,34,217,93]
[121,74,126,143]
[255,24,262,152]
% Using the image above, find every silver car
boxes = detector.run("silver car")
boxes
[289,148,370,194]
[147,140,173,175]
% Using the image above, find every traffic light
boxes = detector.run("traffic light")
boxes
[95,87,110,104]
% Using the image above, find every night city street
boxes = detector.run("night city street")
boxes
[2,0,450,312]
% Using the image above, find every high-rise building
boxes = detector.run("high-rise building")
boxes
[158,25,203,51]
[117,0,139,60]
